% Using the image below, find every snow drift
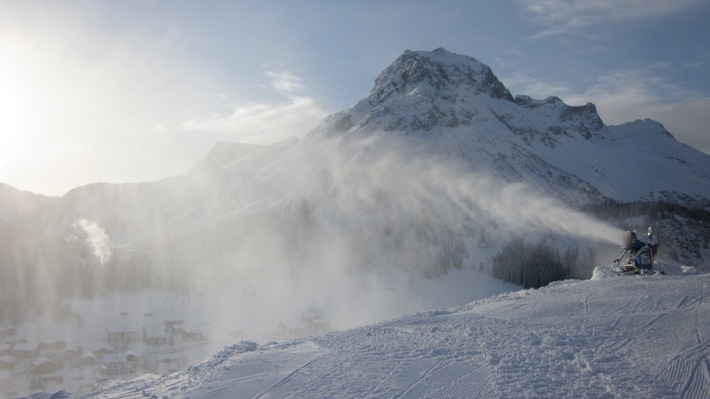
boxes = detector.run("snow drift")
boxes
[74,268,709,399]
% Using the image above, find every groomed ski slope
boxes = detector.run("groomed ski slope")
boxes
[78,266,709,399]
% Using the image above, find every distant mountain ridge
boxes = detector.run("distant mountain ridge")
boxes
[7,48,709,231]
[0,182,58,224]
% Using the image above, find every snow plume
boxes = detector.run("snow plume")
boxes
[71,218,111,266]
[176,133,628,332]
[161,132,629,336]
[316,133,626,246]
[444,177,627,245]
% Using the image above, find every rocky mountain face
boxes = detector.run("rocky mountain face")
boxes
[309,47,606,141]
[3,48,710,323]
[310,48,515,136]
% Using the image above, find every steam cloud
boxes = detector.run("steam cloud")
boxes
[72,218,112,266]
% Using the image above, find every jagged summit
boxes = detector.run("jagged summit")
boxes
[371,48,514,103]
[308,48,603,140]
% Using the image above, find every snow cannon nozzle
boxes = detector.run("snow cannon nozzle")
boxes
[622,228,657,251]
[622,231,637,251]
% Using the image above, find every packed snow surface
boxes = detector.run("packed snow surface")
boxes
[73,267,709,399]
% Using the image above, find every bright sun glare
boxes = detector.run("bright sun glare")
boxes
[0,39,45,164]
[0,35,88,195]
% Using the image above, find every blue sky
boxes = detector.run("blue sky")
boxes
[1,0,709,195]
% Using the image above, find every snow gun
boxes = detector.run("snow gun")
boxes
[614,227,662,275]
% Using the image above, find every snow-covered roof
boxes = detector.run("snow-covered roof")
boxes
[32,357,57,367]
[0,355,16,364]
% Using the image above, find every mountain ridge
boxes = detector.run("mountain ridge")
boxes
[3,48,709,274]
[308,48,710,206]
[308,48,602,140]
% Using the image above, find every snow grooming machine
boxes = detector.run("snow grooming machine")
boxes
[613,227,662,275]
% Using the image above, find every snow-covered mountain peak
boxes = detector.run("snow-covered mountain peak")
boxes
[308,48,518,138]
[303,48,710,206]
[371,48,513,103]
[307,48,603,141]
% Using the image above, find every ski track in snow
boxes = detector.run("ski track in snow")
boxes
[74,274,710,399]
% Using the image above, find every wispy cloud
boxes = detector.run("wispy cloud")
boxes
[264,71,306,95]
[521,0,705,37]
[176,70,329,144]
[572,69,710,153]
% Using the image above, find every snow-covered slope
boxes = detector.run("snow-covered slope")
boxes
[74,268,710,399]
